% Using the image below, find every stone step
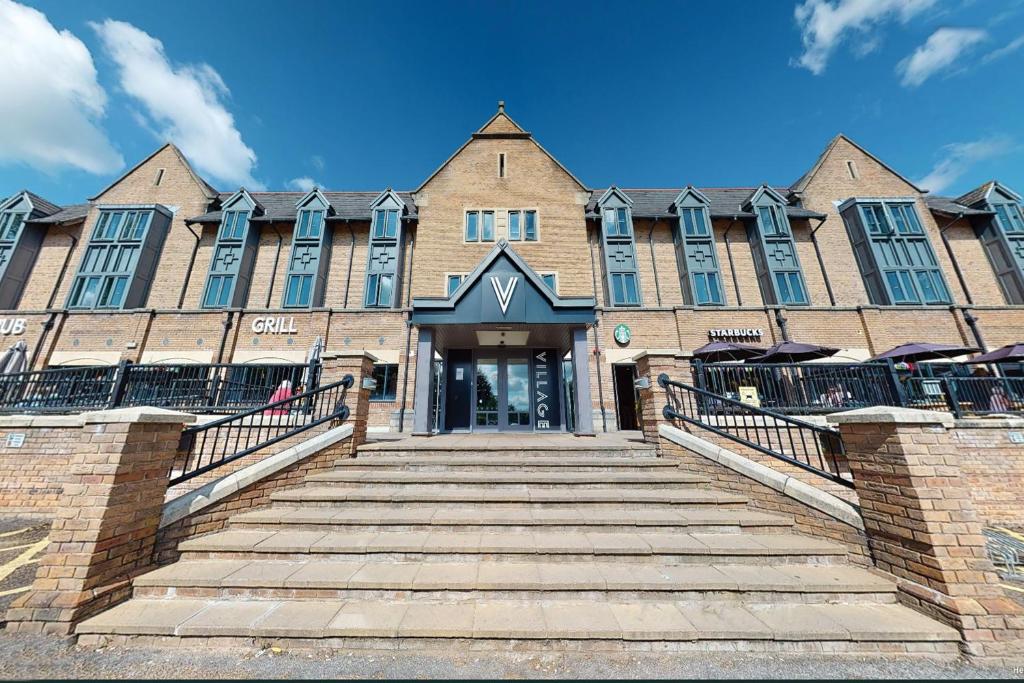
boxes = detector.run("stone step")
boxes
[230,506,793,533]
[177,529,847,565]
[77,598,959,652]
[356,448,658,459]
[304,470,707,488]
[270,486,748,508]
[336,456,677,472]
[132,559,897,604]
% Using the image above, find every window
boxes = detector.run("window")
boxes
[747,192,810,306]
[756,206,789,236]
[465,212,478,241]
[202,206,254,310]
[603,208,631,237]
[203,274,234,308]
[599,192,642,306]
[0,212,25,241]
[296,210,324,240]
[610,273,639,305]
[284,274,313,307]
[68,208,158,310]
[773,271,807,305]
[218,211,249,240]
[373,209,397,239]
[370,364,399,401]
[540,273,557,292]
[364,273,394,307]
[692,271,721,305]
[994,203,1024,234]
[498,153,506,178]
[846,160,858,180]
[481,211,494,241]
[283,198,331,309]
[680,208,708,237]
[154,168,165,186]
[446,274,464,296]
[675,193,725,306]
[465,211,495,242]
[365,196,403,309]
[507,210,537,241]
[842,200,951,306]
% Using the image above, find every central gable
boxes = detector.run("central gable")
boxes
[411,241,595,325]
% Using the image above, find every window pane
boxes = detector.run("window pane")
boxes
[385,210,398,238]
[285,276,299,306]
[465,212,478,241]
[902,205,923,234]
[623,273,638,304]
[482,212,494,241]
[373,211,386,239]
[106,212,123,239]
[774,207,789,235]
[758,208,776,235]
[378,273,393,306]
[707,272,721,303]
[298,211,311,239]
[692,209,708,236]
[616,209,630,236]
[611,274,625,304]
[0,214,10,239]
[364,274,378,306]
[310,211,323,239]
[682,210,696,237]
[78,277,100,308]
[916,270,938,303]
[693,272,709,303]
[1009,204,1024,232]
[370,364,398,401]
[525,211,537,240]
[603,209,616,235]
[774,272,791,302]
[447,275,462,296]
[541,273,556,291]
[787,272,806,303]
[93,213,109,240]
[508,212,520,240]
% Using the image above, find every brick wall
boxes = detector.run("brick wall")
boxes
[0,417,80,516]
[950,418,1024,526]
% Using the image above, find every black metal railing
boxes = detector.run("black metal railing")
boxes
[659,373,853,488]
[694,360,901,415]
[0,362,318,414]
[171,374,353,486]
[902,376,1024,417]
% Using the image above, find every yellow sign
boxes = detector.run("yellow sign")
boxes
[738,386,761,408]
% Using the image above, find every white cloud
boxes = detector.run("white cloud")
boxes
[982,33,1024,63]
[0,0,122,174]
[897,27,987,87]
[793,0,936,75]
[914,135,1013,193]
[286,177,320,192]
[310,155,325,172]
[90,19,263,189]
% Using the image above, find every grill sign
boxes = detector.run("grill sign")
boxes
[709,328,763,341]
[251,316,298,334]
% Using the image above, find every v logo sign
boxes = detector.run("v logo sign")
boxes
[490,275,518,315]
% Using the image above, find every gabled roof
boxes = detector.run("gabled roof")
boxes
[370,187,406,210]
[923,195,993,217]
[586,187,825,220]
[222,187,265,215]
[955,180,1022,207]
[295,187,333,213]
[188,191,418,224]
[673,186,710,206]
[790,134,925,195]
[415,103,588,193]
[742,184,789,209]
[89,142,219,201]
[0,190,62,217]
[596,186,633,207]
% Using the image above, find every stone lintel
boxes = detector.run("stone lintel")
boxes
[79,407,197,425]
[322,350,380,363]
[827,405,954,428]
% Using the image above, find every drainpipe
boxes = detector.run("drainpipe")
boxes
[937,212,973,305]
[265,225,284,308]
[342,221,355,309]
[961,308,987,352]
[29,312,58,371]
[215,310,234,364]
[587,222,601,303]
[398,227,416,432]
[809,217,836,306]
[46,230,79,310]
[177,222,202,309]
[723,217,742,306]
[774,308,790,341]
[591,320,608,433]
[647,217,662,306]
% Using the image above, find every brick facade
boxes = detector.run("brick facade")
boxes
[0,416,80,516]
[2,108,1022,432]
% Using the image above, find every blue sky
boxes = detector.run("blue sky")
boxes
[1,0,1023,205]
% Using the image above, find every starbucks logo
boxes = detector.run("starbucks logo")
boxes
[613,324,631,345]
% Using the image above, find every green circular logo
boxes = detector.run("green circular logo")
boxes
[613,324,631,345]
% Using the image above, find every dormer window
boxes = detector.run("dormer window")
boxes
[365,189,405,309]
[597,188,641,306]
[745,186,809,306]
[283,190,332,309]
[0,192,49,309]
[200,189,261,309]
[993,202,1024,234]
[966,182,1024,304]
[674,188,724,306]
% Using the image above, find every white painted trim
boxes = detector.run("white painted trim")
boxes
[160,423,353,528]
[659,423,864,530]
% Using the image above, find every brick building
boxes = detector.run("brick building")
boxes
[1,103,1022,433]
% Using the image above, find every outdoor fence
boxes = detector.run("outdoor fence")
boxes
[0,361,318,414]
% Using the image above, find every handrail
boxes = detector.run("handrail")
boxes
[171,374,353,486]
[658,373,853,488]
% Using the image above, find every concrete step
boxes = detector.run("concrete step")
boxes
[269,486,748,508]
[336,456,677,472]
[132,560,897,604]
[304,470,708,488]
[356,448,659,460]
[230,506,794,534]
[77,598,959,654]
[177,529,848,565]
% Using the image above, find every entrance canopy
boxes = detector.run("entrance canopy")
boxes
[411,240,596,328]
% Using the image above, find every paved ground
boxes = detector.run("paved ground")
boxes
[0,516,49,613]
[0,633,1020,679]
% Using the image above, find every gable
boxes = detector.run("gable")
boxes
[478,112,525,135]
[794,135,922,197]
[91,143,218,204]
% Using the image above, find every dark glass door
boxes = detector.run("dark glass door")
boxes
[444,349,472,431]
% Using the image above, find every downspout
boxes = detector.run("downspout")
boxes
[586,223,608,432]
[809,217,836,306]
[29,312,58,371]
[46,230,79,310]
[215,311,234,364]
[722,217,742,306]
[937,212,973,305]
[398,224,416,432]
[774,309,791,342]
[178,222,202,309]
[342,221,355,309]
[962,309,987,352]
[647,217,662,306]
[265,225,284,308]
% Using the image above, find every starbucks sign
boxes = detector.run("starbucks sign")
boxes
[613,324,631,345]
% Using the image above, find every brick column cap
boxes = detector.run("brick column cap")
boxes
[0,415,84,428]
[631,349,688,362]
[827,405,954,428]
[322,350,380,362]
[80,407,197,425]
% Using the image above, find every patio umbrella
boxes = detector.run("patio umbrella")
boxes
[747,341,839,364]
[962,343,1024,365]
[691,341,765,364]
[0,340,28,376]
[867,342,979,364]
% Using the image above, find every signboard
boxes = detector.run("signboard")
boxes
[251,317,298,334]
[613,324,631,345]
[0,318,26,336]
[738,386,761,408]
[5,433,25,448]
[533,349,561,431]
[709,328,763,341]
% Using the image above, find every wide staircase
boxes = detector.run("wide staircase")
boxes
[76,438,958,656]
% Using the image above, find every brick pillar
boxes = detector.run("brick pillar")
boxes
[634,351,692,443]
[5,407,194,635]
[320,351,376,452]
[829,406,1024,661]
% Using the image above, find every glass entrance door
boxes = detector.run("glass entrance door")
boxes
[471,352,532,431]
